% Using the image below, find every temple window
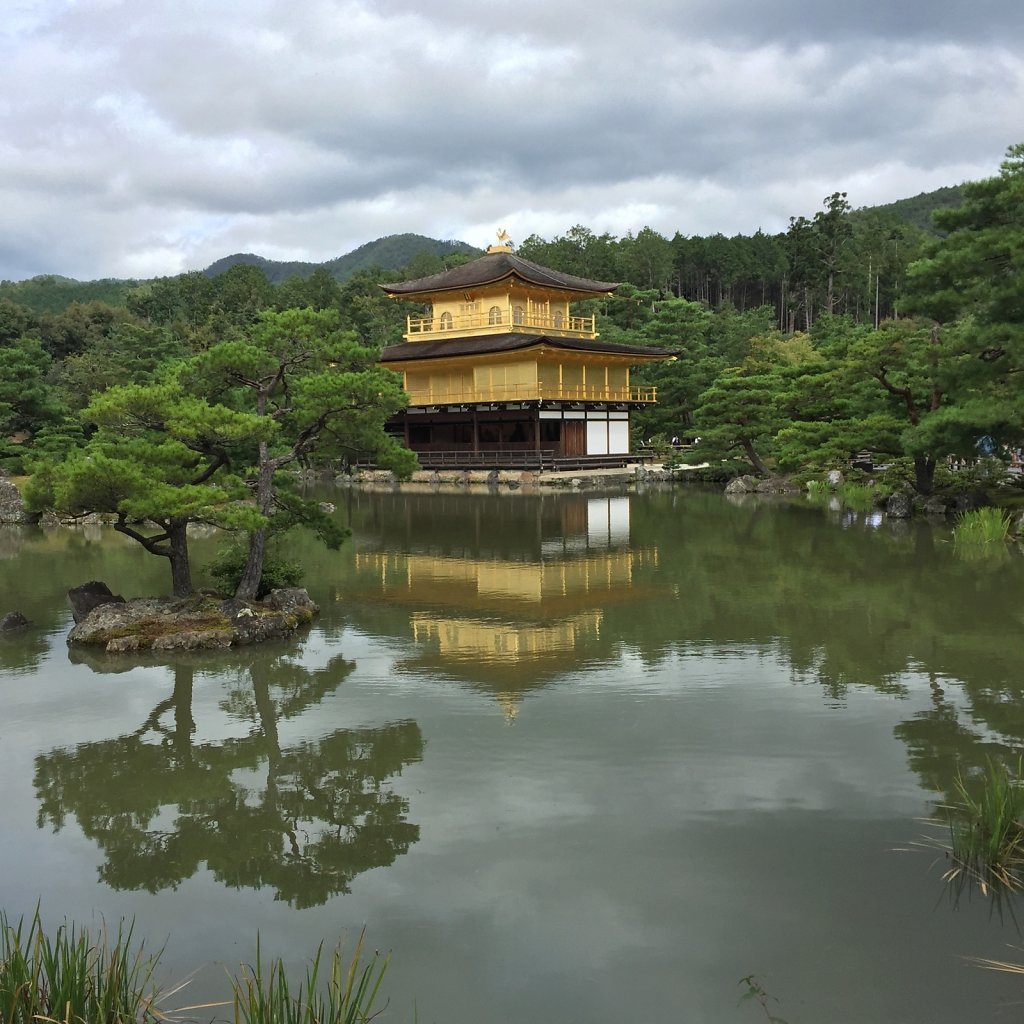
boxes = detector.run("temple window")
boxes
[488,305,502,325]
[513,304,524,325]
[439,312,453,331]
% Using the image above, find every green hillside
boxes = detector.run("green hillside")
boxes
[203,234,481,284]
[201,252,319,283]
[857,184,966,235]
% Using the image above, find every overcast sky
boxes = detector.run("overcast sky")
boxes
[2,0,1022,282]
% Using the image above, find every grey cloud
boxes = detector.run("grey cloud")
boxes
[679,0,1024,45]
[0,0,1021,279]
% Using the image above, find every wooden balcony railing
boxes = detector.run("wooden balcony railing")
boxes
[406,311,597,339]
[404,383,658,406]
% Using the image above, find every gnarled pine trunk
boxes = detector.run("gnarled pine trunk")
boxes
[167,520,194,597]
[234,442,274,601]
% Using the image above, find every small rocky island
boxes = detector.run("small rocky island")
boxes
[66,582,319,653]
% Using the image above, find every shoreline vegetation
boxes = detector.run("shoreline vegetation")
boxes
[0,909,389,1024]
[6,456,1024,523]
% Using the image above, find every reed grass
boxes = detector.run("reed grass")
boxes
[838,483,876,511]
[230,932,389,1024]
[806,478,878,512]
[0,911,389,1024]
[0,909,168,1024]
[953,507,1012,547]
[944,759,1024,896]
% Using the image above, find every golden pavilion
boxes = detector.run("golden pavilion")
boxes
[379,235,674,467]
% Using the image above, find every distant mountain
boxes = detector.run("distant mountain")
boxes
[856,184,966,235]
[201,252,319,282]
[203,234,482,284]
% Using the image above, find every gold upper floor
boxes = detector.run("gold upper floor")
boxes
[404,294,596,342]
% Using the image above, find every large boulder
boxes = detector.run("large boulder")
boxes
[922,496,950,518]
[67,581,126,624]
[0,611,31,632]
[827,469,845,489]
[885,491,914,519]
[725,475,759,494]
[67,589,320,653]
[0,479,39,525]
[264,587,320,619]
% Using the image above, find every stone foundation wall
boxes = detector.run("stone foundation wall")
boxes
[335,465,682,491]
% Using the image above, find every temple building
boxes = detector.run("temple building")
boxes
[379,236,675,467]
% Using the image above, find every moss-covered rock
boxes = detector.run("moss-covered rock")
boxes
[67,588,320,653]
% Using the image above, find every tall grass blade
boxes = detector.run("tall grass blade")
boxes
[229,930,389,1024]
[0,909,170,1024]
[953,507,1011,547]
[2,912,388,1024]
[945,758,1024,896]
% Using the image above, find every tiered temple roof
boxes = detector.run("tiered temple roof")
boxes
[379,249,620,301]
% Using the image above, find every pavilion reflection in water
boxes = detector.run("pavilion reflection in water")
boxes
[347,495,658,720]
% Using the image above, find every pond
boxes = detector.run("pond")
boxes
[2,485,1023,1023]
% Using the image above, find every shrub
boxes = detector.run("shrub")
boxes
[690,461,747,484]
[207,541,304,599]
[873,458,914,496]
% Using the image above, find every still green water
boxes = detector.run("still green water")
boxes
[1,486,1023,1023]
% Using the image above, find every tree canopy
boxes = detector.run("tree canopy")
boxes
[27,308,414,597]
[901,142,1024,455]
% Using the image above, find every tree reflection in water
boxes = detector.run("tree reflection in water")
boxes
[34,649,422,908]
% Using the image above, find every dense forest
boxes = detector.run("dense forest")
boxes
[2,151,1021,581]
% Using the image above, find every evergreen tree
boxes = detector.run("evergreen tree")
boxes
[27,309,414,598]
[185,308,414,600]
[903,141,1024,454]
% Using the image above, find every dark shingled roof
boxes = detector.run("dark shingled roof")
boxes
[380,250,620,298]
[380,333,675,362]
